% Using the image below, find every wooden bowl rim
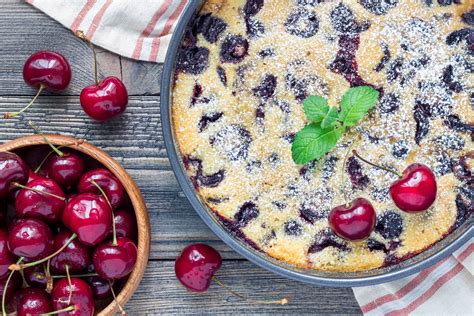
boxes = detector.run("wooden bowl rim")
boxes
[0,135,151,315]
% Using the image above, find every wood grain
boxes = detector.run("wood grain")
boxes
[0,1,363,314]
[126,261,362,315]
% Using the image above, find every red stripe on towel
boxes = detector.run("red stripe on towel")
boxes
[132,0,172,60]
[149,0,187,61]
[85,0,113,39]
[70,0,97,32]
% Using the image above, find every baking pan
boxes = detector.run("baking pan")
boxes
[161,0,473,287]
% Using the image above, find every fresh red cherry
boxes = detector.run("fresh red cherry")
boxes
[43,149,86,190]
[7,218,54,260]
[77,168,125,209]
[0,152,28,198]
[51,277,94,316]
[23,51,71,92]
[329,198,376,241]
[80,76,128,121]
[24,265,47,289]
[0,271,21,303]
[50,230,91,274]
[390,164,437,213]
[15,177,66,223]
[62,193,112,246]
[5,51,71,119]
[93,237,137,280]
[27,169,42,183]
[108,209,137,240]
[0,229,15,280]
[85,276,115,299]
[175,243,222,292]
[15,288,52,316]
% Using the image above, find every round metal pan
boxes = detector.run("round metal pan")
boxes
[161,0,473,287]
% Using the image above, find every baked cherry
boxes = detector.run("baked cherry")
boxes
[43,149,86,190]
[15,177,66,223]
[390,164,437,213]
[5,51,71,118]
[353,151,437,213]
[93,237,137,280]
[328,198,376,241]
[175,243,222,292]
[62,193,112,246]
[77,168,125,209]
[77,31,128,121]
[108,209,137,240]
[51,277,94,316]
[80,76,128,121]
[0,229,15,280]
[7,218,54,260]
[85,276,114,300]
[50,230,91,274]
[15,288,52,316]
[0,152,29,198]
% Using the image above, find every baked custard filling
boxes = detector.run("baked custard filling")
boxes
[172,0,473,272]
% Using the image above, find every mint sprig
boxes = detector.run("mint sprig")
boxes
[291,86,379,165]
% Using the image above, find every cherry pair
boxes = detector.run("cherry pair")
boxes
[328,151,437,241]
[5,36,127,121]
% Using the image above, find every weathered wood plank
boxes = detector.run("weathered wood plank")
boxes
[126,260,362,315]
[0,2,162,96]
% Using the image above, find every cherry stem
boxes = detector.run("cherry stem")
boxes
[76,31,99,86]
[29,121,64,157]
[4,84,44,118]
[52,273,98,279]
[211,276,289,305]
[12,182,66,201]
[19,268,28,288]
[2,257,23,316]
[34,140,86,173]
[90,179,117,246]
[109,280,126,315]
[46,260,53,293]
[65,265,72,306]
[352,150,401,177]
[40,306,75,315]
[9,234,77,271]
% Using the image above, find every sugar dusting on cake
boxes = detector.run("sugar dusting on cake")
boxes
[172,0,473,272]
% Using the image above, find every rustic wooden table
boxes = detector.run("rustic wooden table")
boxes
[0,1,362,314]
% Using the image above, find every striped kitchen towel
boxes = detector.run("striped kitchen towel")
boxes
[26,0,189,63]
[353,238,473,316]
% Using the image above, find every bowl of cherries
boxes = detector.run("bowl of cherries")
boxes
[0,134,150,315]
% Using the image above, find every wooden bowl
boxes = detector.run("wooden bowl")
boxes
[0,135,150,315]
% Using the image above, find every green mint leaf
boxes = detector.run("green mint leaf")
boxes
[291,124,343,165]
[303,96,329,124]
[339,86,379,127]
[321,106,339,129]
